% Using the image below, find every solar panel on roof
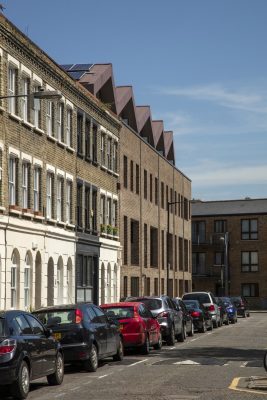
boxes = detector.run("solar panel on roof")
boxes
[71,63,93,71]
[69,71,86,80]
[61,64,74,71]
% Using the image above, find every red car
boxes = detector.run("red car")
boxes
[101,302,162,354]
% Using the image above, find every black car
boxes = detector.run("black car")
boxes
[183,300,213,333]
[230,296,250,318]
[0,310,64,399]
[125,296,184,345]
[33,303,123,372]
[173,297,194,337]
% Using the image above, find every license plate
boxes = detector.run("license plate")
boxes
[53,332,61,340]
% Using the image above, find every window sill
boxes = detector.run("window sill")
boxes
[22,209,34,217]
[47,135,58,143]
[66,146,75,153]
[0,206,5,212]
[9,113,22,122]
[21,120,34,129]
[9,208,22,215]
[100,165,108,171]
[46,218,57,224]
[0,106,5,113]
[57,141,66,149]
[34,127,44,135]
[57,220,66,227]
[66,223,75,229]
[34,215,45,221]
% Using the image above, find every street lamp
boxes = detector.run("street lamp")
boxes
[0,88,62,101]
[219,232,229,296]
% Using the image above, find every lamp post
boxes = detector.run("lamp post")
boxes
[0,88,62,102]
[219,232,229,296]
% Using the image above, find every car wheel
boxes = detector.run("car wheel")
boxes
[242,311,246,318]
[231,318,236,324]
[224,318,230,325]
[188,322,194,337]
[141,334,150,354]
[247,312,250,317]
[47,352,64,385]
[11,360,30,400]
[113,338,124,361]
[207,320,213,331]
[84,344,98,372]
[177,324,185,342]
[167,325,176,346]
[200,320,206,333]
[263,351,267,372]
[153,333,162,350]
[213,320,218,329]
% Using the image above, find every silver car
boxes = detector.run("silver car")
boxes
[182,291,221,328]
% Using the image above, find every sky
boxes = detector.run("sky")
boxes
[3,0,267,200]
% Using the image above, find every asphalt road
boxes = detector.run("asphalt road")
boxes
[2,313,267,400]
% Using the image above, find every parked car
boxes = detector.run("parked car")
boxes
[173,297,194,337]
[125,296,185,345]
[217,297,238,324]
[0,310,64,399]
[33,303,123,373]
[230,296,250,318]
[215,297,230,325]
[182,291,221,328]
[101,302,162,354]
[183,300,213,332]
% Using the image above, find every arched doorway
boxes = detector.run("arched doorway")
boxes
[11,249,20,309]
[67,258,73,303]
[35,251,42,309]
[107,263,111,303]
[47,257,54,306]
[57,256,64,304]
[100,263,105,304]
[24,251,32,310]
[113,264,118,302]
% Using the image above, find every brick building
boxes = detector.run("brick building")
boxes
[63,64,192,299]
[0,15,121,309]
[192,198,267,309]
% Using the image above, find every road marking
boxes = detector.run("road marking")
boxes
[174,360,200,365]
[229,377,267,395]
[70,387,80,391]
[54,394,66,398]
[98,374,112,379]
[127,358,148,367]
[240,361,248,367]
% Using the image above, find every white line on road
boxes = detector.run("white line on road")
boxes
[70,387,80,391]
[98,374,112,379]
[54,394,66,398]
[127,359,148,367]
[240,361,248,367]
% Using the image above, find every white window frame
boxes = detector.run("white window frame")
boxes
[56,176,63,221]
[11,253,17,309]
[66,108,72,146]
[33,84,41,128]
[100,195,105,225]
[33,167,40,212]
[8,157,17,205]
[22,163,29,209]
[107,197,112,225]
[21,76,29,121]
[65,180,72,224]
[46,172,53,218]
[46,101,53,136]
[8,66,16,114]
[101,133,105,166]
[57,102,64,141]
[24,254,30,309]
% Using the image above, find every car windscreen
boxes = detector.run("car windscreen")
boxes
[183,294,210,304]
[183,300,199,308]
[0,317,5,336]
[34,310,76,326]
[137,299,162,310]
[103,307,134,319]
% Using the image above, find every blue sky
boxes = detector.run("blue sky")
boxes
[4,0,267,200]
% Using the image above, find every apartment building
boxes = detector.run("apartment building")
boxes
[63,64,192,299]
[0,15,121,309]
[192,198,267,309]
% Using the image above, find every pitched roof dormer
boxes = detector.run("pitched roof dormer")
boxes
[152,120,165,156]
[116,86,137,131]
[164,131,175,165]
[135,106,155,146]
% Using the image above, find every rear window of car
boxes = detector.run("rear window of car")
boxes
[183,300,199,308]
[34,310,76,326]
[183,293,210,304]
[103,307,134,319]
[0,318,5,336]
[138,299,162,310]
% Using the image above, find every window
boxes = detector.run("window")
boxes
[57,102,64,141]
[24,253,31,309]
[113,142,118,173]
[192,252,206,275]
[241,219,258,240]
[77,113,83,154]
[123,156,128,188]
[107,138,112,170]
[241,251,258,272]
[0,149,2,206]
[66,108,72,147]
[21,76,30,121]
[22,163,30,209]
[112,200,117,231]
[85,117,91,158]
[8,157,17,205]
[8,66,17,114]
[46,101,54,136]
[184,239,189,271]
[33,85,41,128]
[11,252,18,309]
[33,167,41,212]
[242,283,259,297]
[66,180,72,224]
[76,255,95,302]
[154,278,158,296]
[77,184,83,227]
[100,195,105,226]
[174,191,177,215]
[124,216,128,265]
[215,252,224,266]
[92,122,98,162]
[123,276,128,298]
[144,170,147,199]
[150,174,153,202]
[170,188,173,213]
[92,188,97,231]
[166,185,169,210]
[150,227,158,267]
[84,186,90,230]
[26,315,44,335]
[192,221,206,244]
[161,230,165,270]
[15,315,32,335]
[131,219,139,265]
[161,182,164,209]
[56,176,63,221]
[136,164,139,195]
[101,133,105,166]
[214,220,227,233]
[46,172,53,219]
[131,277,139,297]
[155,178,158,205]
[144,224,147,267]
[130,160,134,192]
[179,237,183,271]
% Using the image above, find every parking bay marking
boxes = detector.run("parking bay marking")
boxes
[229,377,267,396]
[127,359,149,367]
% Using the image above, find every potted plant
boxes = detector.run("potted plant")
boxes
[113,226,118,236]
[100,224,106,233]
[106,224,112,235]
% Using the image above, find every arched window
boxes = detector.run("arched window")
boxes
[113,264,118,302]
[24,252,32,309]
[100,263,105,304]
[107,263,111,303]
[67,258,73,303]
[47,257,54,306]
[11,250,19,308]
[35,252,42,309]
[57,257,64,304]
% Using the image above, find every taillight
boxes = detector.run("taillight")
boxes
[75,309,83,324]
[0,339,16,354]
[157,311,169,318]
[191,311,201,317]
[209,305,215,312]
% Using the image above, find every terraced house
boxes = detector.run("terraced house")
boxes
[0,15,121,309]
[62,64,192,298]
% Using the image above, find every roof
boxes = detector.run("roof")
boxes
[34,303,91,312]
[101,302,141,308]
[192,198,267,216]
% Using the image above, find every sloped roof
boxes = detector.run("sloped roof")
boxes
[115,86,137,131]
[164,131,175,164]
[152,120,164,147]
[135,106,151,132]
[192,198,267,216]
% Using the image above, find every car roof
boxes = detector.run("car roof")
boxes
[33,302,93,312]
[101,302,141,308]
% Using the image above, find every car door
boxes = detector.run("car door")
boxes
[15,314,44,379]
[179,300,190,332]
[26,314,56,376]
[143,306,158,345]
[91,305,108,356]
[168,298,182,334]
[138,304,150,340]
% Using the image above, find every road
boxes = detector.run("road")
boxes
[2,313,267,400]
